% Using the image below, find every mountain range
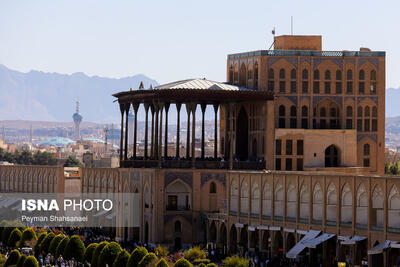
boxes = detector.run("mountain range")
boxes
[0,64,158,123]
[1,64,400,123]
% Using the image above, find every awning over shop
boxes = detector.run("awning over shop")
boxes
[248,226,256,231]
[257,225,269,230]
[338,236,350,241]
[286,230,320,259]
[341,235,367,245]
[391,242,400,249]
[305,233,335,248]
[269,226,281,231]
[368,240,392,255]
[235,223,244,228]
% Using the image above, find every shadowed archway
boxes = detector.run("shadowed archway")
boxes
[325,145,339,167]
[236,106,249,160]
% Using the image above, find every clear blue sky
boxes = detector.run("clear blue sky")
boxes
[0,0,399,88]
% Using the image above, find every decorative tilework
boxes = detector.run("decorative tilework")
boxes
[268,57,281,67]
[313,58,323,69]
[300,96,310,101]
[300,57,311,65]
[358,58,378,68]
[268,57,297,68]
[357,134,377,142]
[331,58,343,69]
[357,96,378,104]
[344,96,355,102]
[286,58,298,68]
[345,58,355,64]
[165,172,193,188]
[200,173,226,187]
[312,96,342,108]
[313,58,342,69]
[286,96,298,106]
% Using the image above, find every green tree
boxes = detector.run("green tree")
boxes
[222,255,249,267]
[63,156,83,167]
[16,254,27,267]
[173,258,193,267]
[20,228,37,247]
[17,151,34,165]
[34,232,47,255]
[55,236,69,257]
[183,247,206,262]
[390,162,400,175]
[155,245,168,257]
[198,264,206,267]
[48,234,64,256]
[4,249,20,267]
[91,241,109,267]
[8,228,22,247]
[2,225,14,245]
[127,246,148,267]
[206,264,218,267]
[138,252,157,267]
[155,258,169,267]
[64,235,85,262]
[98,242,121,267]
[84,243,98,264]
[112,249,130,267]
[22,255,39,267]
[40,232,56,254]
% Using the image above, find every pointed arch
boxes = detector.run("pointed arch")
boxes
[286,183,297,220]
[372,184,384,228]
[341,183,352,223]
[251,182,260,216]
[230,179,239,213]
[313,183,323,223]
[274,182,283,218]
[389,185,400,228]
[299,183,310,221]
[326,183,337,223]
[262,182,272,218]
[356,183,368,226]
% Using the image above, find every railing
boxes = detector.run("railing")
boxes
[299,218,309,224]
[371,225,383,232]
[240,212,248,217]
[286,217,296,222]
[312,219,322,225]
[388,227,400,234]
[251,213,259,219]
[340,222,352,228]
[228,50,385,59]
[356,223,368,230]
[326,220,337,226]
[274,216,283,221]
[120,159,265,170]
[261,215,271,220]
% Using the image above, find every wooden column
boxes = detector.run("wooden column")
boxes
[192,103,197,168]
[144,103,149,159]
[150,105,155,158]
[154,103,159,159]
[186,103,191,159]
[229,103,234,170]
[201,103,207,159]
[132,103,139,159]
[176,103,182,158]
[119,103,125,162]
[124,103,130,160]
[213,103,219,159]
[164,102,170,158]
[158,103,164,167]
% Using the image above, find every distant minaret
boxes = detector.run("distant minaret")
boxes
[139,81,145,89]
[29,125,33,143]
[72,100,83,140]
[104,125,109,152]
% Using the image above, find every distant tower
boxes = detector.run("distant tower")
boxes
[72,100,83,140]
[29,125,33,143]
[104,125,109,152]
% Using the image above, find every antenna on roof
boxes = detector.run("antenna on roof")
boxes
[268,27,276,50]
[291,16,293,35]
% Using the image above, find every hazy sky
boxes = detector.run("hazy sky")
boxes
[1,0,399,88]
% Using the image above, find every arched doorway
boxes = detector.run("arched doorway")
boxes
[273,231,283,258]
[229,225,237,254]
[209,222,217,243]
[145,221,149,244]
[325,145,339,167]
[174,237,182,250]
[236,106,249,161]
[249,230,259,251]
[219,224,227,255]
[286,233,296,251]
[252,138,257,159]
[239,228,248,255]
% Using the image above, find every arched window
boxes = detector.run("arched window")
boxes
[346,106,353,117]
[290,69,296,79]
[313,183,323,223]
[320,107,326,117]
[302,69,308,80]
[365,106,370,117]
[247,63,253,81]
[347,69,353,80]
[262,183,272,218]
[229,65,234,83]
[336,70,342,80]
[240,181,249,215]
[279,105,286,116]
[372,106,377,117]
[314,69,320,80]
[370,70,377,80]
[358,106,363,117]
[279,69,285,79]
[341,183,352,223]
[302,106,308,117]
[330,107,337,117]
[210,182,216,194]
[290,106,297,116]
[251,183,260,215]
[359,70,365,80]
[268,68,274,79]
[300,184,310,221]
[364,144,370,156]
[254,62,259,88]
[325,70,331,80]
[356,183,368,225]
[175,220,182,232]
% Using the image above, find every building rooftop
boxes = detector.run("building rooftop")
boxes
[155,78,247,91]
